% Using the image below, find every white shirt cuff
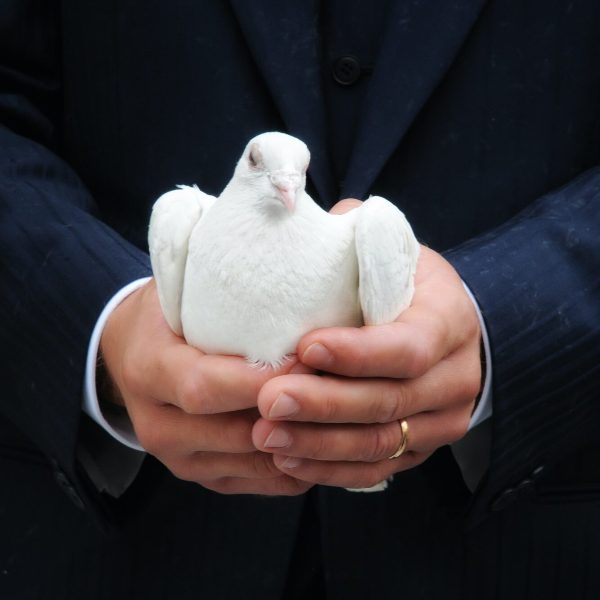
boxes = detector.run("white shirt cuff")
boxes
[449,282,494,491]
[462,282,493,430]
[82,277,152,452]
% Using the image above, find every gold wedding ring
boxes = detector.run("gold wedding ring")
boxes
[388,419,409,459]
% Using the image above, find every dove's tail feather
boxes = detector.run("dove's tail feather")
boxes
[246,353,294,371]
[346,476,392,493]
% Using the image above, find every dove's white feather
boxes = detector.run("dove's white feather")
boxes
[149,132,419,367]
[181,188,362,367]
[355,196,420,326]
[148,185,216,335]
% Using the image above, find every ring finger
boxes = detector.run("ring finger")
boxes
[271,451,425,490]
[252,405,469,463]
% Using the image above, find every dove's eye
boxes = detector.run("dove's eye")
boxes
[248,144,262,170]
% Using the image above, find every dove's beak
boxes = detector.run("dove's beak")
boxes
[271,170,302,212]
[276,184,297,212]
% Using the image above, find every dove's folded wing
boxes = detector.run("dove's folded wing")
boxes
[355,196,420,325]
[149,185,216,335]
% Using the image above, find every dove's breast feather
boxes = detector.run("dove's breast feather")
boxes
[180,195,362,367]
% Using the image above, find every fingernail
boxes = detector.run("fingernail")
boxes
[280,456,302,469]
[302,342,333,367]
[269,393,300,419]
[264,428,292,448]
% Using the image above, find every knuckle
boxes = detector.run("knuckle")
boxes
[176,371,208,414]
[321,387,341,422]
[345,345,369,376]
[361,424,398,462]
[372,385,405,423]
[328,332,368,375]
[427,311,449,348]
[249,452,280,478]
[308,431,331,460]
[404,338,433,378]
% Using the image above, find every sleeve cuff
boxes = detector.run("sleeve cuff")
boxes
[462,281,493,430]
[450,282,494,491]
[83,277,152,452]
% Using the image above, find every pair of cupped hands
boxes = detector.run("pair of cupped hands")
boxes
[101,199,482,495]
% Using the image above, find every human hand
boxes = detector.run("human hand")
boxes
[252,200,482,489]
[99,279,313,496]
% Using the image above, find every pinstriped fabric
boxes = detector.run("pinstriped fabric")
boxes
[0,448,304,600]
[1,1,600,598]
[447,169,600,522]
[461,491,600,600]
[0,122,151,493]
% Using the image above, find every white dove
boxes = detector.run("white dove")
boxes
[149,131,419,369]
[149,131,420,493]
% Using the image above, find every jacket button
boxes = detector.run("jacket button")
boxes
[490,477,536,512]
[332,56,362,85]
[531,465,545,479]
[54,468,85,511]
[490,486,518,511]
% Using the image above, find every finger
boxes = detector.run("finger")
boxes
[132,405,259,456]
[271,453,425,490]
[297,254,479,379]
[329,198,362,215]
[257,345,480,424]
[252,405,471,462]
[145,347,306,414]
[253,420,402,462]
[200,475,313,496]
[298,305,470,379]
[169,451,283,482]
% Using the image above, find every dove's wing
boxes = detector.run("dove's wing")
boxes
[148,185,216,335]
[355,196,420,325]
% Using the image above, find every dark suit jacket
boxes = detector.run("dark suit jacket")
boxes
[1,1,599,599]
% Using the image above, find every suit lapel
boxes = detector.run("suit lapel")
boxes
[230,1,488,202]
[342,0,488,199]
[230,0,337,205]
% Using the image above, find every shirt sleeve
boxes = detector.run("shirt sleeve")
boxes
[83,277,151,451]
[463,282,493,429]
[79,278,150,497]
[450,282,493,491]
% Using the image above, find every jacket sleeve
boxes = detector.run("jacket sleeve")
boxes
[0,1,151,528]
[445,167,600,525]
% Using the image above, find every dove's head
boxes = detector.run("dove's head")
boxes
[235,132,310,213]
